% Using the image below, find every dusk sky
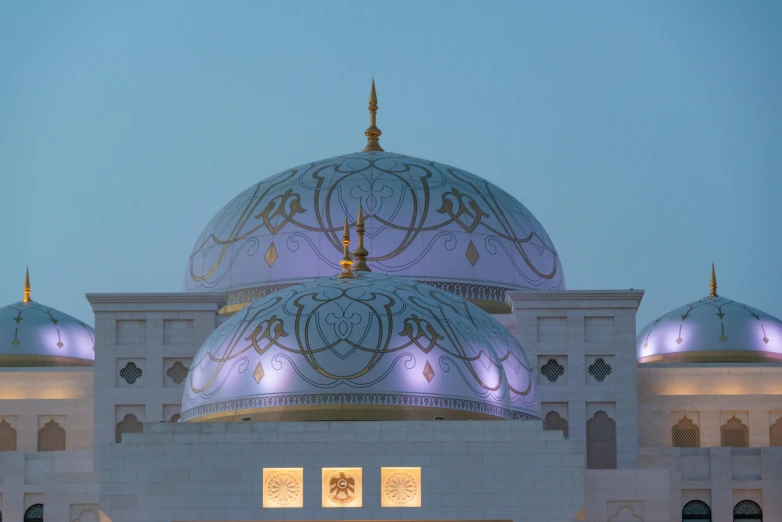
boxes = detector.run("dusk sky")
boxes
[1,1,780,329]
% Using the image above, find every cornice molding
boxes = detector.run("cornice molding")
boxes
[86,292,225,307]
[505,289,644,309]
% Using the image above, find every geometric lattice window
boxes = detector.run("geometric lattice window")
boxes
[672,416,700,448]
[587,410,617,469]
[115,413,143,443]
[24,504,43,522]
[540,358,564,382]
[721,416,749,448]
[683,500,711,520]
[588,358,612,382]
[0,418,17,451]
[38,418,65,451]
[733,500,762,520]
[119,362,143,385]
[770,416,782,447]
[169,413,180,423]
[166,361,189,385]
[544,411,569,438]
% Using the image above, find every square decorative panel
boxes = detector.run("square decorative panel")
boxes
[381,467,421,507]
[322,467,362,508]
[263,468,303,508]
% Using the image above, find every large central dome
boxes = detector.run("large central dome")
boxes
[181,271,539,422]
[185,151,564,309]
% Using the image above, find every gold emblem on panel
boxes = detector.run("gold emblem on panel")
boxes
[322,467,362,508]
[381,467,421,507]
[263,468,303,508]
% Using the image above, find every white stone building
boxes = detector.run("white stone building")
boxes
[1,85,780,522]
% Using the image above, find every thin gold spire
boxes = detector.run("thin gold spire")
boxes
[352,206,371,272]
[23,267,31,303]
[337,218,356,279]
[362,79,384,152]
[708,263,718,298]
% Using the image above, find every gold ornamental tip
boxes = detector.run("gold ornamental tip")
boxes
[708,263,718,298]
[362,79,384,152]
[338,218,356,279]
[23,267,31,303]
[352,206,371,272]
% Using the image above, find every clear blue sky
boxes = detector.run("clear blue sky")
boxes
[1,1,780,329]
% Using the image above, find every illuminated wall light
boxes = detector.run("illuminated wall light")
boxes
[322,467,362,508]
[262,468,304,508]
[381,467,421,507]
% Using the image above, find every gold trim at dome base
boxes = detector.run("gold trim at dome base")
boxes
[638,350,782,364]
[0,355,94,368]
[219,280,514,316]
[183,402,511,423]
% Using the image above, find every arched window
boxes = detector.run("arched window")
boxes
[586,410,616,469]
[0,418,17,451]
[24,503,43,522]
[734,500,762,520]
[673,416,700,448]
[543,411,569,438]
[115,413,143,443]
[721,416,749,448]
[682,500,711,520]
[770,416,782,446]
[38,419,65,451]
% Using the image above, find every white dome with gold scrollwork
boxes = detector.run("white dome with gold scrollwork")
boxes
[184,150,564,309]
[181,271,539,422]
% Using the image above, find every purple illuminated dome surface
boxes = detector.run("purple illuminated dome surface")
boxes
[184,151,564,309]
[181,271,539,422]
[637,266,782,363]
[0,271,94,367]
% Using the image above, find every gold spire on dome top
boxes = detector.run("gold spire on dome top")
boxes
[338,219,356,279]
[362,79,384,152]
[352,206,371,272]
[708,263,718,298]
[23,267,31,303]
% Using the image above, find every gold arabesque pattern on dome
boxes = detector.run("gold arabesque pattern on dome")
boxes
[181,269,538,422]
[185,82,564,306]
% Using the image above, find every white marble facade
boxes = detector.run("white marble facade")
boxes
[0,289,779,522]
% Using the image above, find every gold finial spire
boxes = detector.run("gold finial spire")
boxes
[338,218,356,279]
[362,79,384,152]
[708,263,718,297]
[23,267,31,303]
[352,206,371,272]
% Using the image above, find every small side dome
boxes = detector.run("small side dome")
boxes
[638,265,782,363]
[0,270,94,367]
[181,271,539,422]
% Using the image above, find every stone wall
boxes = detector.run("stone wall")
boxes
[638,364,782,447]
[504,290,643,469]
[638,446,782,522]
[100,420,585,522]
[86,293,224,464]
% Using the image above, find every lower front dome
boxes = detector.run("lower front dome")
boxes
[181,272,540,422]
